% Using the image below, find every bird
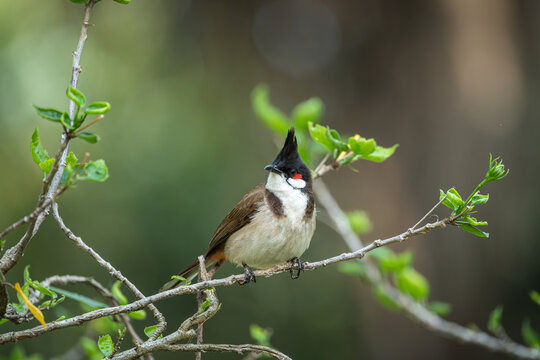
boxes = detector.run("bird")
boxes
[160,128,316,291]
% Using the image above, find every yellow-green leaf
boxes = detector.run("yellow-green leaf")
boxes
[14,283,46,329]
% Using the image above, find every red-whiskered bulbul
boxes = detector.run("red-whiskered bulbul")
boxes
[160,128,315,291]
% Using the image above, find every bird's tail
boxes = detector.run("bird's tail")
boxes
[159,257,215,292]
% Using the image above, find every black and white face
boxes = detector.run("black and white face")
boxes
[265,165,309,190]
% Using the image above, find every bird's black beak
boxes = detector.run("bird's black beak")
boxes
[264,164,283,174]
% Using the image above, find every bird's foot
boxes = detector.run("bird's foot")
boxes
[238,263,256,285]
[289,257,304,279]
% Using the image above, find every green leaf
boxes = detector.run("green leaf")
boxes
[32,106,62,123]
[439,188,464,211]
[11,302,26,314]
[348,136,376,156]
[522,319,540,349]
[459,224,489,238]
[379,251,413,272]
[346,210,373,235]
[486,154,509,182]
[249,324,272,347]
[49,286,108,309]
[144,325,163,339]
[307,122,336,151]
[199,297,211,314]
[51,295,65,308]
[326,128,348,152]
[112,0,131,4]
[77,132,100,144]
[73,113,87,128]
[66,86,86,108]
[60,112,75,130]
[354,144,398,163]
[291,97,324,129]
[85,101,111,115]
[488,305,503,335]
[97,334,114,356]
[251,84,289,134]
[530,290,540,306]
[171,275,190,285]
[395,268,430,300]
[30,128,50,165]
[76,159,109,182]
[39,159,55,174]
[456,215,487,226]
[470,193,489,206]
[69,0,87,3]
[337,262,365,277]
[111,281,127,305]
[29,281,57,299]
[372,285,400,312]
[23,265,31,285]
[66,152,78,169]
[428,302,452,316]
[0,318,8,326]
[127,310,147,320]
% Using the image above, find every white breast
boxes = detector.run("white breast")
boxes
[224,173,316,269]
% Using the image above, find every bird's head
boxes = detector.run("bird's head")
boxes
[264,128,311,191]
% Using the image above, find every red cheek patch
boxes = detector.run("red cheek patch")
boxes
[292,173,303,180]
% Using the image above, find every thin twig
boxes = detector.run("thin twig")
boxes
[0,213,461,345]
[158,344,290,360]
[195,256,209,360]
[314,179,540,360]
[75,115,104,134]
[0,0,97,277]
[51,203,167,340]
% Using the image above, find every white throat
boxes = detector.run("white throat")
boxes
[265,172,309,221]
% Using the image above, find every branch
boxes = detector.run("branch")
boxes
[51,203,167,340]
[40,275,144,347]
[313,179,540,360]
[157,344,290,360]
[0,0,97,276]
[0,208,458,344]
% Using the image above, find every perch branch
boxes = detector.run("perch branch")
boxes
[313,179,540,360]
[0,208,467,345]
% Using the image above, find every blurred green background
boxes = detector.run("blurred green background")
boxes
[1,0,540,359]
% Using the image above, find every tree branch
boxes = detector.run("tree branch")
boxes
[51,202,167,340]
[313,179,540,360]
[0,207,462,345]
[0,0,97,277]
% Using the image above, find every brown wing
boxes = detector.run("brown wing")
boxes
[205,183,265,256]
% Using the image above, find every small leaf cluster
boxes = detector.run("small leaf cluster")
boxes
[30,128,109,186]
[252,84,324,165]
[440,155,509,238]
[486,293,540,350]
[34,86,110,143]
[1,266,64,328]
[338,248,451,316]
[251,84,397,168]
[308,126,398,166]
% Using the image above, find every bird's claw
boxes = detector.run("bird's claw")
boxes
[289,257,304,279]
[238,263,256,285]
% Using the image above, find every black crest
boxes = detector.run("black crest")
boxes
[273,128,300,165]
[269,128,311,182]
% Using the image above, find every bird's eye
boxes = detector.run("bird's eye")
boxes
[290,169,302,180]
